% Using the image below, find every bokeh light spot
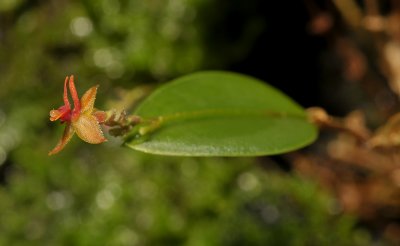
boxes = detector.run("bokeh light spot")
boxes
[237,172,259,191]
[106,61,125,79]
[261,205,280,224]
[116,227,138,245]
[138,180,158,199]
[96,189,115,210]
[70,16,93,37]
[46,191,71,211]
[0,147,7,166]
[94,48,113,68]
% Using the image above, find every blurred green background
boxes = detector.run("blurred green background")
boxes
[0,0,372,245]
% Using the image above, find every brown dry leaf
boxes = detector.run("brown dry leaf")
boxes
[294,109,400,242]
[383,41,400,96]
[381,13,400,97]
[368,112,400,148]
[307,107,370,141]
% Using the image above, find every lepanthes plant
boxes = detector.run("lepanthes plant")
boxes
[49,72,318,156]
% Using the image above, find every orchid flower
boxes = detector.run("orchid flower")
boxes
[49,75,107,155]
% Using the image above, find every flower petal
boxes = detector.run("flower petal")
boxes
[73,114,107,144]
[48,123,75,155]
[50,109,64,121]
[68,75,81,112]
[63,76,71,109]
[80,85,99,114]
[49,105,70,122]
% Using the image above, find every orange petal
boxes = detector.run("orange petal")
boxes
[50,109,65,121]
[68,75,81,112]
[63,76,71,108]
[48,123,75,155]
[73,114,107,144]
[80,85,99,114]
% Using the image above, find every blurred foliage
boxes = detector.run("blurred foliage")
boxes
[0,0,374,245]
[0,153,370,245]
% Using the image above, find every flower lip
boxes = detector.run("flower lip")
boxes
[49,105,71,122]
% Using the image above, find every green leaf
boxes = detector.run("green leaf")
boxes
[125,71,317,156]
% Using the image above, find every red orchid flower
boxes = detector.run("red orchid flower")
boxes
[49,75,107,155]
